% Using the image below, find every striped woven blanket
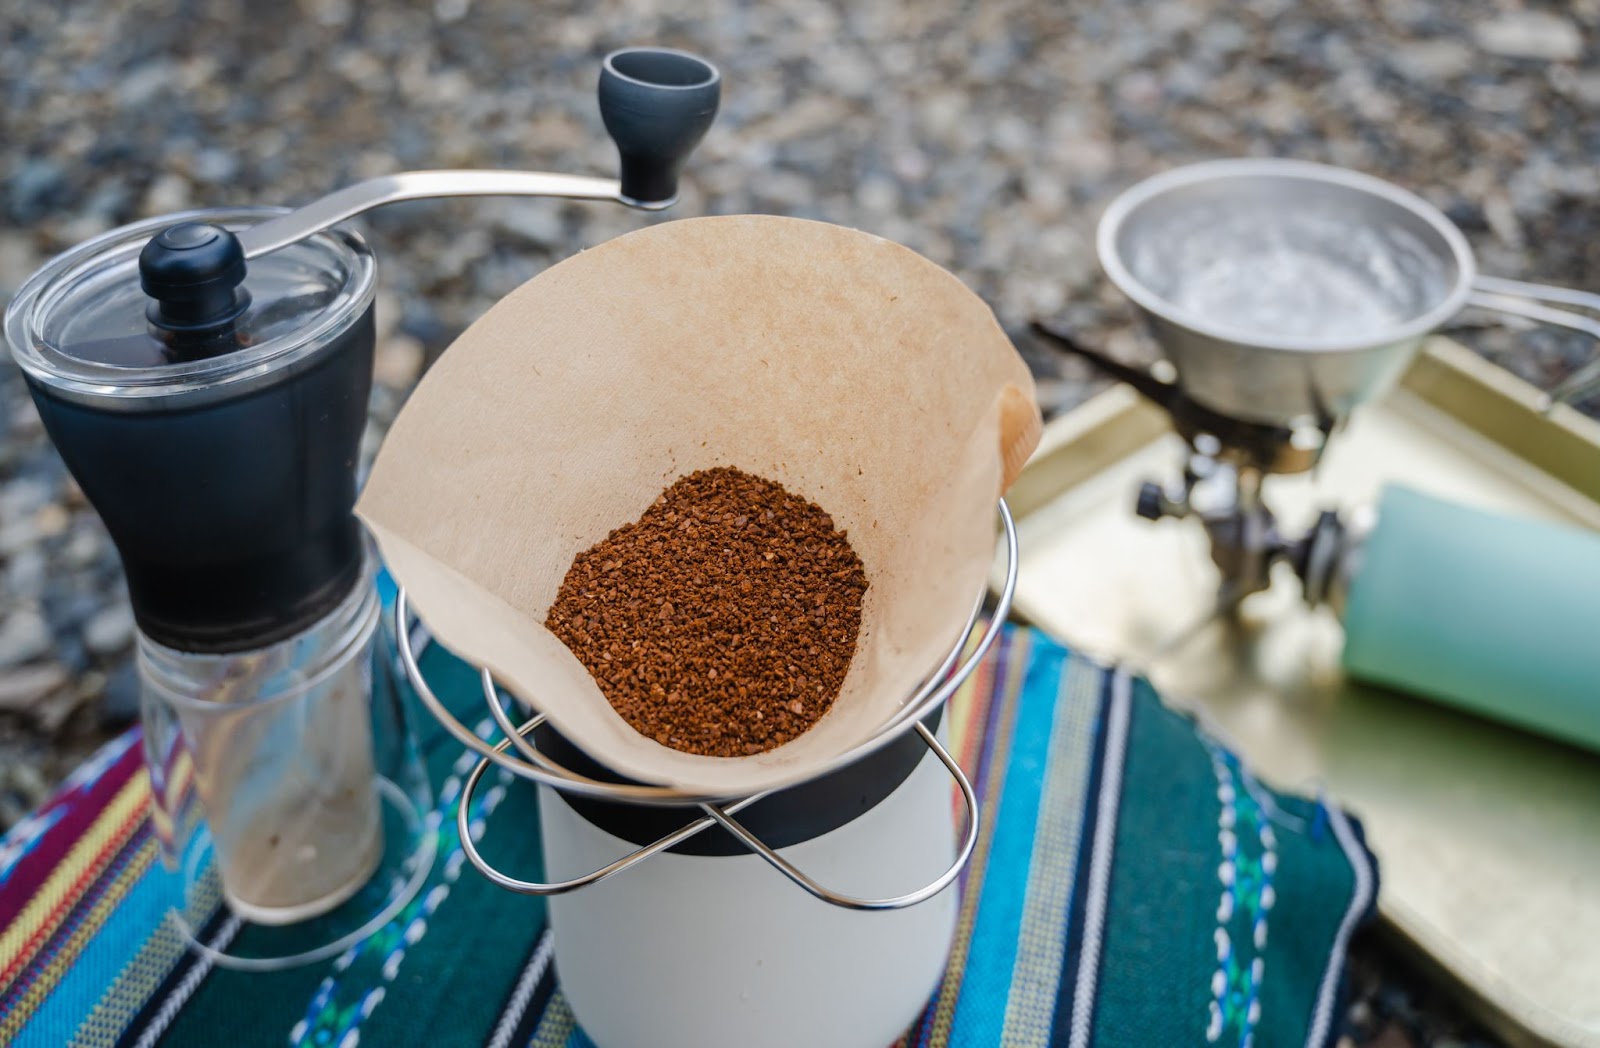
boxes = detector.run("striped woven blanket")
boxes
[1,615,1375,1047]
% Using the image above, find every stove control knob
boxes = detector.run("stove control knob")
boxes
[1136,481,1166,521]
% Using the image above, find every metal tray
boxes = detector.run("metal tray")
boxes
[999,338,1600,1048]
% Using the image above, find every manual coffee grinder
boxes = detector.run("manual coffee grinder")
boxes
[3,48,721,968]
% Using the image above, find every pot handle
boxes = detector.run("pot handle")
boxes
[1466,276,1600,408]
[453,719,980,910]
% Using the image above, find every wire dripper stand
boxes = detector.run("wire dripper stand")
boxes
[396,502,1018,910]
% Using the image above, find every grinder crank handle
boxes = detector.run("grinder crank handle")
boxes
[236,47,720,260]
[598,47,721,207]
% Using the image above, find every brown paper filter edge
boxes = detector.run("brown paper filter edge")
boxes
[358,215,1040,795]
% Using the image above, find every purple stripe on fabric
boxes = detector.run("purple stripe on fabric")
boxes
[1,818,153,1028]
[911,627,1024,1048]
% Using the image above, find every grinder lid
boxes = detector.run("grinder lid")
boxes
[5,207,376,411]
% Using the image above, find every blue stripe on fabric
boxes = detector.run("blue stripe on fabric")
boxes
[948,637,1069,1048]
[376,568,398,612]
[13,839,176,1048]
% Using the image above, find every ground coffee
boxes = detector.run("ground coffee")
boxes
[546,466,868,758]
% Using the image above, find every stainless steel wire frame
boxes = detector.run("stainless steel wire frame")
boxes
[396,500,1017,909]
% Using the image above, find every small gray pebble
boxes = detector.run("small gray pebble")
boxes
[83,603,135,657]
[0,794,27,832]
[493,203,565,248]
[0,475,53,518]
[81,181,132,223]
[7,160,67,223]
[9,760,47,804]
[100,661,140,727]
[1391,40,1475,83]
[0,610,52,669]
[56,636,90,674]
[4,548,48,601]
[115,60,177,108]
[399,302,445,346]
[0,663,69,711]
[0,519,40,558]
[62,526,103,570]
[1475,13,1583,62]
[191,148,240,184]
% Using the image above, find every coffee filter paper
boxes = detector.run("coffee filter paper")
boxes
[358,215,1040,795]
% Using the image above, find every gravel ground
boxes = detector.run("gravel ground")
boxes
[2,0,1594,1043]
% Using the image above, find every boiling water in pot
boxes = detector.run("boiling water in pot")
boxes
[1124,202,1453,343]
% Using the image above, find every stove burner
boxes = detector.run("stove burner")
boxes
[1031,322,1356,604]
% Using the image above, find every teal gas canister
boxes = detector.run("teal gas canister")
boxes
[1342,484,1600,752]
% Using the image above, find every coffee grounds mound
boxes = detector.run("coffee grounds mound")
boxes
[546,466,868,758]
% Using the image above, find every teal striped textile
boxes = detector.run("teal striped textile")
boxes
[2,608,1376,1047]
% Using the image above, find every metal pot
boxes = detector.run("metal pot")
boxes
[1097,158,1599,427]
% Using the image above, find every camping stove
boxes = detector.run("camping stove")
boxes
[1040,159,1598,616]
[1032,323,1352,609]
